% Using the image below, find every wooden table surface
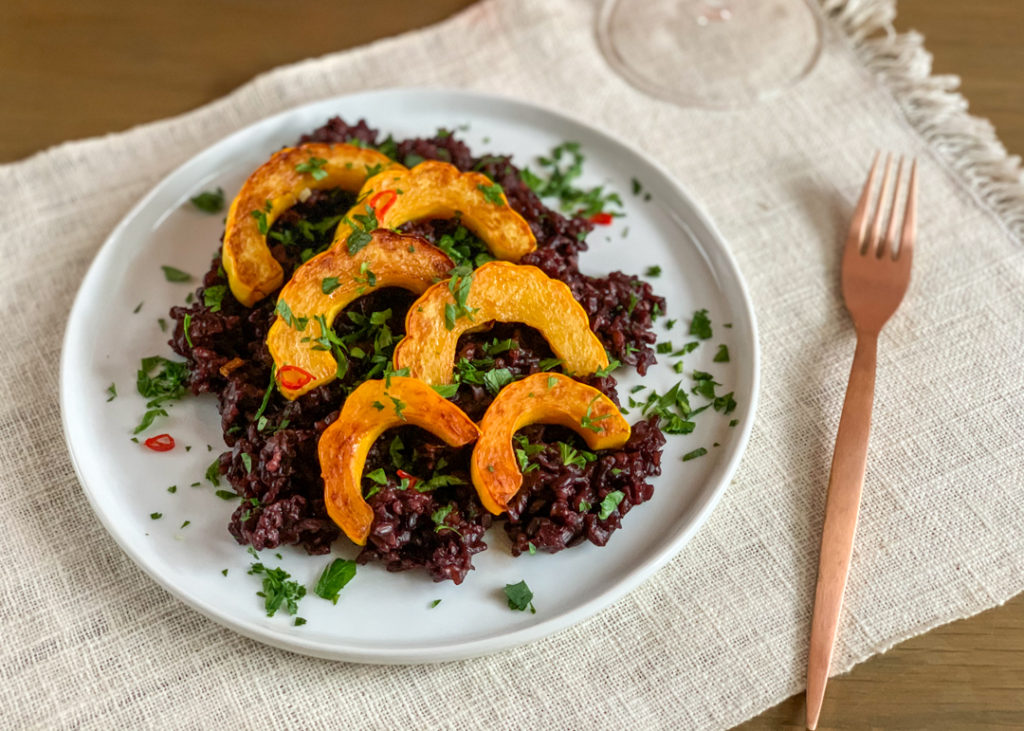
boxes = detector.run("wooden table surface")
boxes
[3,1,1020,727]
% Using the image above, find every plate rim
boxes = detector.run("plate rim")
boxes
[60,87,760,664]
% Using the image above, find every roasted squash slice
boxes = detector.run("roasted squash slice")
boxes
[393,261,608,385]
[319,377,481,545]
[267,230,453,399]
[331,160,536,261]
[470,373,631,514]
[222,143,403,307]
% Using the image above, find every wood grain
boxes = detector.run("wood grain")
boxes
[1,1,1021,728]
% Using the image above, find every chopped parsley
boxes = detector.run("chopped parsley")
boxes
[482,367,514,395]
[558,442,596,469]
[594,359,621,377]
[444,265,477,331]
[689,308,713,339]
[431,383,460,398]
[521,142,623,218]
[134,356,189,433]
[161,265,192,283]
[477,182,506,205]
[190,188,225,213]
[215,489,238,500]
[203,285,227,312]
[343,204,378,254]
[682,447,708,462]
[183,313,193,348]
[598,490,624,520]
[645,265,662,277]
[431,504,461,536]
[504,580,536,613]
[580,395,613,433]
[313,558,357,604]
[205,458,222,486]
[149,512,162,520]
[295,156,329,180]
[388,394,407,421]
[105,383,117,402]
[248,558,306,617]
[429,599,442,609]
[275,299,308,331]
[713,345,730,362]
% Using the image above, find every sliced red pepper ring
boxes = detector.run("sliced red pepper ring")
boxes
[276,365,314,391]
[369,189,398,218]
[144,434,175,452]
[589,212,614,225]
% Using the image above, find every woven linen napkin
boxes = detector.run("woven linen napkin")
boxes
[2,0,1022,728]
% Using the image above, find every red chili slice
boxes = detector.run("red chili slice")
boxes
[144,434,175,452]
[396,469,419,489]
[589,212,614,225]
[277,365,314,390]
[369,190,398,218]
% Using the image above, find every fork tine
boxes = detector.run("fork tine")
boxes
[864,154,894,256]
[847,152,881,253]
[898,159,918,261]
[881,157,906,258]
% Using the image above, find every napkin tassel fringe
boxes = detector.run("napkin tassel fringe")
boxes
[823,0,1024,242]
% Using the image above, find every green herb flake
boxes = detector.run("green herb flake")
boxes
[294,156,329,180]
[388,394,407,421]
[598,490,625,520]
[504,580,535,613]
[180,520,190,529]
[730,419,739,427]
[183,313,194,348]
[321,276,341,295]
[365,468,388,486]
[105,383,117,402]
[221,569,228,576]
[294,617,307,626]
[132,301,143,314]
[580,395,613,433]
[158,318,167,332]
[594,359,621,378]
[645,265,662,277]
[477,182,506,206]
[190,188,225,213]
[682,447,708,462]
[431,383,460,398]
[149,512,162,520]
[547,376,557,388]
[314,558,357,605]
[656,342,673,354]
[205,458,222,486]
[665,319,677,330]
[689,309,713,339]
[203,285,227,312]
[528,542,537,555]
[215,489,238,500]
[429,599,442,609]
[248,560,306,617]
[161,265,192,283]
[713,345,730,363]
[482,367,514,395]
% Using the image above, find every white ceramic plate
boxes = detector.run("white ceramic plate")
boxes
[61,89,759,663]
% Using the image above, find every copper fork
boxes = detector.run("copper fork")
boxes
[805,153,918,730]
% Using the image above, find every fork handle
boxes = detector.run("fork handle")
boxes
[806,331,878,730]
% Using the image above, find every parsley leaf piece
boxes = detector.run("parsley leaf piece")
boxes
[431,505,461,536]
[528,542,537,555]
[713,345,730,363]
[477,182,506,205]
[203,284,227,312]
[183,313,194,348]
[248,560,306,617]
[133,407,167,434]
[161,265,192,283]
[150,512,162,520]
[580,395,613,433]
[482,368,514,395]
[105,383,117,402]
[190,188,225,213]
[240,453,252,473]
[429,599,442,609]
[656,342,673,354]
[682,447,708,462]
[594,359,621,378]
[645,265,662,277]
[504,580,535,612]
[689,309,713,339]
[730,419,739,427]
[598,490,625,519]
[295,156,329,180]
[215,490,238,500]
[321,276,341,295]
[431,383,460,398]
[344,204,378,255]
[294,617,307,626]
[253,365,276,428]
[313,558,357,605]
[365,468,388,485]
[388,394,407,421]
[205,458,222,486]
[538,357,563,372]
